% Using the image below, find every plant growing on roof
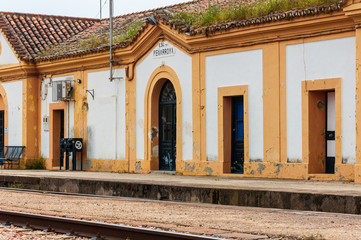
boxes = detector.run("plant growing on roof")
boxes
[171,0,341,29]
[39,19,144,56]
[78,20,143,50]
[113,20,143,44]
[80,35,108,50]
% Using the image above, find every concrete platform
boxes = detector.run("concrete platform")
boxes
[0,170,361,214]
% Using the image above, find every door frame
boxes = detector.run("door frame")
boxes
[49,102,67,169]
[301,78,341,174]
[144,66,183,171]
[217,85,249,174]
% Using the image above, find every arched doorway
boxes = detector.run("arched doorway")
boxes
[159,80,176,171]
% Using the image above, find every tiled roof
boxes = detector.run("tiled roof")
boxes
[163,0,344,36]
[0,0,345,63]
[32,0,210,62]
[0,12,99,61]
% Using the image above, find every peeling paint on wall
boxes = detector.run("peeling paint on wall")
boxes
[194,142,200,158]
[152,145,159,158]
[136,161,142,170]
[257,164,266,174]
[250,159,262,162]
[150,126,158,142]
[86,160,93,168]
[204,167,213,176]
[339,174,345,181]
[207,155,218,161]
[342,158,350,164]
[185,162,195,172]
[288,158,302,163]
[274,163,284,174]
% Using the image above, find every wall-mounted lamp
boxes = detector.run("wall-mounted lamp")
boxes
[77,79,82,84]
[147,16,157,25]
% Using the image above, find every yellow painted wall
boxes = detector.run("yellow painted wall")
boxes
[3,5,361,182]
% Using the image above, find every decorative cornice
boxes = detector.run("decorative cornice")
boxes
[344,2,361,24]
[0,7,357,80]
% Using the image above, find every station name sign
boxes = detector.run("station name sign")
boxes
[153,42,176,58]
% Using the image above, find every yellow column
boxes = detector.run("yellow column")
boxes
[262,43,280,166]
[192,53,201,165]
[126,66,137,172]
[355,27,361,182]
[344,2,361,182]
[22,75,40,162]
[73,71,87,169]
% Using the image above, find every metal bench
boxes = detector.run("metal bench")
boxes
[0,146,25,169]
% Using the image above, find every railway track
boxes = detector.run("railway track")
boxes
[0,209,225,240]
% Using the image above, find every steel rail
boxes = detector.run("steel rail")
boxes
[0,209,226,240]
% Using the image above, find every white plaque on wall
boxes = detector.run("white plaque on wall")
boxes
[153,41,176,58]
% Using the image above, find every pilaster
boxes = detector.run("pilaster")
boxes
[344,3,361,182]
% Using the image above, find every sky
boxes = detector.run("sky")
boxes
[0,0,187,18]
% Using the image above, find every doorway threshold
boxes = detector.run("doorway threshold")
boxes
[308,174,338,181]
[151,170,177,175]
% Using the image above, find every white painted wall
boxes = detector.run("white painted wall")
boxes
[286,36,356,163]
[40,75,75,158]
[87,69,126,160]
[2,81,22,145]
[0,33,19,65]
[136,41,193,160]
[205,49,263,161]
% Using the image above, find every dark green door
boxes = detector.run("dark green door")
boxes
[159,81,176,171]
[231,97,244,174]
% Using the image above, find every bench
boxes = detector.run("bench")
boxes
[0,146,25,169]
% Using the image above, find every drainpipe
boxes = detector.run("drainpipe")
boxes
[109,0,113,82]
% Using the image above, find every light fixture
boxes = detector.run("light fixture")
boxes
[147,16,157,25]
[77,79,82,84]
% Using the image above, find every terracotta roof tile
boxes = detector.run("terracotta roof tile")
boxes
[0,12,99,61]
[0,0,345,62]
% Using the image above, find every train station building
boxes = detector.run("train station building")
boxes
[0,0,361,181]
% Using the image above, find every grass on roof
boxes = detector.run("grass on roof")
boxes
[171,0,340,28]
[79,20,143,50]
[113,20,143,44]
[38,20,143,58]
